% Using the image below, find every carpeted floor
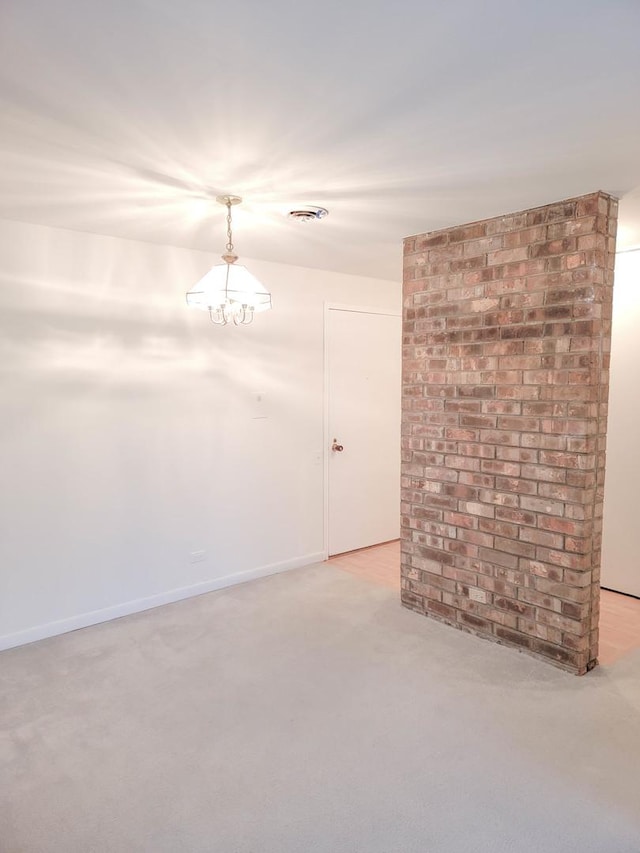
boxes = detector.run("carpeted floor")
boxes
[1,563,640,853]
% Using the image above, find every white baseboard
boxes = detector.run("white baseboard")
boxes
[0,551,325,652]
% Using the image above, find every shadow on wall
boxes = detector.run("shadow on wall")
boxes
[0,266,300,394]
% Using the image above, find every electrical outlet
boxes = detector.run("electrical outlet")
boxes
[190,550,206,563]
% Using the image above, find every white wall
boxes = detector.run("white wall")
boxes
[0,219,400,648]
[602,250,640,597]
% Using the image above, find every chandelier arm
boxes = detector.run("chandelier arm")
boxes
[209,307,227,326]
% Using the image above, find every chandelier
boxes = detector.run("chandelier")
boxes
[186,195,272,325]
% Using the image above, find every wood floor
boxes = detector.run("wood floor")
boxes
[328,540,640,666]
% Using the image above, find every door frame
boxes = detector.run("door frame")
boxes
[322,302,402,560]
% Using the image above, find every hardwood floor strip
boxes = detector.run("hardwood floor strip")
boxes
[327,542,640,666]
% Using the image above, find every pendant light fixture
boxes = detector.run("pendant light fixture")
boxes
[186,195,272,325]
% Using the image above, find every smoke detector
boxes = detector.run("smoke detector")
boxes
[287,206,329,222]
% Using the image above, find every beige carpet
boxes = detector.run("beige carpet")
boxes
[1,563,640,852]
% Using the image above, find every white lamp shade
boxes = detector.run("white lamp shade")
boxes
[186,263,272,312]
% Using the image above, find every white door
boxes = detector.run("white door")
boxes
[601,250,640,597]
[326,306,401,556]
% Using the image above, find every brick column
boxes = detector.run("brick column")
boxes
[401,192,618,675]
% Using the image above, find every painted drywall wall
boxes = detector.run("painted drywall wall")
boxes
[0,219,400,647]
[602,250,640,598]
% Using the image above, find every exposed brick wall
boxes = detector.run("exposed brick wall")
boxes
[401,192,618,675]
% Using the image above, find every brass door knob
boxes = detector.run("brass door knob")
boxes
[331,438,344,452]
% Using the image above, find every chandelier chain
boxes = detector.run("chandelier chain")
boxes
[225,200,234,254]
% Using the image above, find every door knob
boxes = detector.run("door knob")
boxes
[331,438,344,452]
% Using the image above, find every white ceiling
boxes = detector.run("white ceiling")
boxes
[1,0,640,281]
